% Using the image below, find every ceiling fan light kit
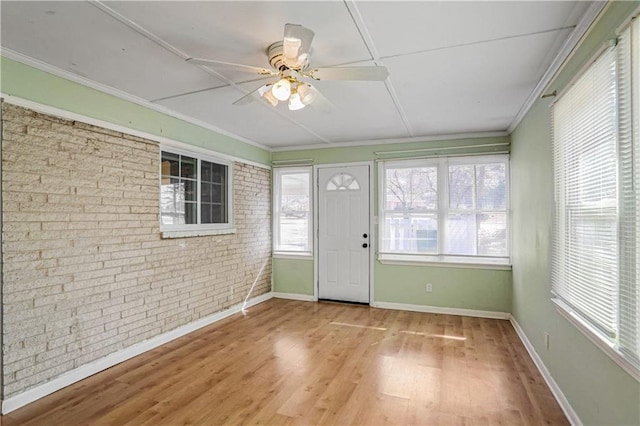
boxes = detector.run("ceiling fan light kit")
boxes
[297,83,318,105]
[262,79,316,111]
[258,84,278,107]
[272,77,292,101]
[187,23,389,111]
[288,92,306,111]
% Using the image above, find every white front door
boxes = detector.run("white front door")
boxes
[318,165,370,303]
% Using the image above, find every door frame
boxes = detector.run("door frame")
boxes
[313,161,375,304]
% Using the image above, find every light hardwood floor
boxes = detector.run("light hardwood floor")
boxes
[3,299,568,425]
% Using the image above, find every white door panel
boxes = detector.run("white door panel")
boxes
[318,165,370,303]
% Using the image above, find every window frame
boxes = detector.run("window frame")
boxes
[550,15,639,380]
[378,154,511,268]
[272,166,313,257]
[159,146,234,236]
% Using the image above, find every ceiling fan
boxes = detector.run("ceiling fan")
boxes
[186,23,389,111]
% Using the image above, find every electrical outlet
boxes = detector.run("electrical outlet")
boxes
[544,332,550,350]
[426,283,433,293]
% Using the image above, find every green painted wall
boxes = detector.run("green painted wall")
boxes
[272,257,314,295]
[0,57,270,165]
[272,136,512,314]
[511,2,640,424]
[375,264,511,312]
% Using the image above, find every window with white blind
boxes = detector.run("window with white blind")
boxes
[273,167,312,255]
[379,155,510,267]
[551,16,639,379]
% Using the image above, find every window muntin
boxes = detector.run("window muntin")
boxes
[273,167,312,254]
[380,155,509,262]
[160,149,232,231]
[326,173,360,191]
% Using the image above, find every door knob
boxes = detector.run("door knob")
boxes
[362,243,368,248]
[363,233,368,238]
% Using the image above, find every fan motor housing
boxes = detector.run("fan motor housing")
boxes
[268,42,287,70]
[268,41,308,72]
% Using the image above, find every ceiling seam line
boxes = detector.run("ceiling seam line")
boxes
[151,75,276,103]
[299,26,577,69]
[343,0,414,137]
[343,1,378,61]
[508,1,608,133]
[89,0,333,146]
[151,86,230,103]
[379,25,578,61]
[88,0,237,88]
[0,48,271,150]
[382,81,414,137]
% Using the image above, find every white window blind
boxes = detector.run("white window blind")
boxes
[616,16,640,371]
[551,15,639,377]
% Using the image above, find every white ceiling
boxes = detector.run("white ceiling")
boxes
[1,1,594,150]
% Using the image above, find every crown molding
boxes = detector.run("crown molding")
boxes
[1,94,271,170]
[0,48,272,152]
[3,49,507,155]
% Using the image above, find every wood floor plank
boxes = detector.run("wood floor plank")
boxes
[2,300,569,425]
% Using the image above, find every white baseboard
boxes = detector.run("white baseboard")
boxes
[1,292,273,414]
[371,301,510,320]
[271,292,316,302]
[509,315,581,426]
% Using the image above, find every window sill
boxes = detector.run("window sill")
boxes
[552,298,640,381]
[161,228,236,239]
[377,253,511,270]
[273,252,313,260]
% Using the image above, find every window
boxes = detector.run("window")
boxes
[160,149,232,233]
[551,16,639,378]
[273,167,312,254]
[326,173,360,191]
[379,155,509,266]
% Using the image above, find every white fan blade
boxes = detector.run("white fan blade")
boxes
[308,66,389,81]
[309,90,335,114]
[232,84,270,106]
[283,23,314,67]
[186,58,275,75]
[236,75,277,86]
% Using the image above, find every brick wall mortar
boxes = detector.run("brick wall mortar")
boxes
[1,104,272,398]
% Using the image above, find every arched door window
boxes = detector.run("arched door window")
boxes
[326,173,360,191]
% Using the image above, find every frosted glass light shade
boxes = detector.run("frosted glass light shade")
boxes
[288,93,306,110]
[262,89,278,107]
[258,84,272,97]
[272,78,292,101]
[297,84,318,105]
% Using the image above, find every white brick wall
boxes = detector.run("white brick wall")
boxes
[1,104,272,398]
